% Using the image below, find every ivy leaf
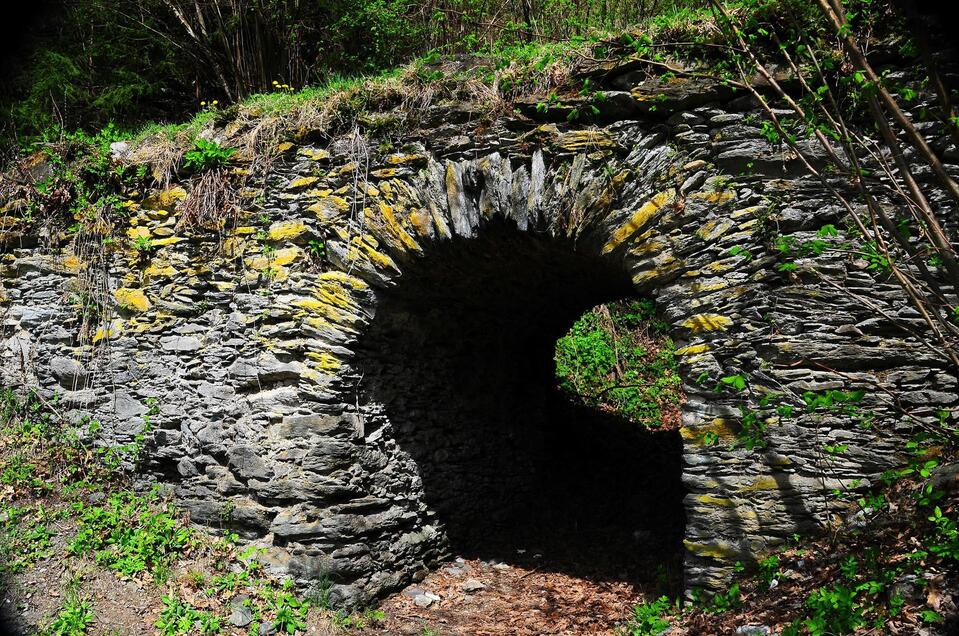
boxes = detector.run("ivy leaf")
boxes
[720,375,747,391]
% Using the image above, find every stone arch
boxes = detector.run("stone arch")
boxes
[5,110,942,610]
[239,126,774,605]
[347,219,687,592]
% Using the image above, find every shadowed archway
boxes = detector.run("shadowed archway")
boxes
[351,220,686,590]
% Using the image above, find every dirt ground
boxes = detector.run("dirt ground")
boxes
[353,556,646,636]
[1,547,657,635]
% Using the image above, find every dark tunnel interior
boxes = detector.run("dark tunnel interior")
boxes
[352,222,686,590]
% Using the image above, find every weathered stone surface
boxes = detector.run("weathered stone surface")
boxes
[2,59,956,610]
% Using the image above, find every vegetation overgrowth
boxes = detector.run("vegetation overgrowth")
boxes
[2,0,959,633]
[0,388,393,634]
[555,299,684,428]
[0,0,713,145]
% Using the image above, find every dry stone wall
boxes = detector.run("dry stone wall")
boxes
[2,73,957,607]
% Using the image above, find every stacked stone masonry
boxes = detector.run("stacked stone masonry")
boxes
[2,70,958,607]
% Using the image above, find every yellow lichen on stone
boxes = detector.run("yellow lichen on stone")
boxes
[602,189,676,254]
[376,201,420,252]
[610,170,632,190]
[554,130,616,152]
[268,220,307,241]
[731,205,762,219]
[737,476,781,492]
[632,261,682,285]
[288,176,319,189]
[265,266,290,282]
[407,208,434,237]
[150,237,186,248]
[222,237,247,259]
[345,234,399,272]
[142,186,187,210]
[318,270,368,290]
[680,418,737,443]
[683,540,741,559]
[127,226,151,240]
[690,189,736,203]
[292,297,327,313]
[306,352,341,372]
[696,219,735,241]
[114,287,151,312]
[92,323,121,343]
[325,195,351,211]
[707,260,736,274]
[61,255,84,272]
[295,298,352,327]
[387,153,425,165]
[246,247,301,271]
[625,230,660,256]
[307,195,350,222]
[144,261,177,279]
[675,343,711,356]
[314,279,363,313]
[275,142,295,153]
[371,168,396,179]
[298,147,330,161]
[681,314,733,332]
[696,495,736,507]
[691,280,730,293]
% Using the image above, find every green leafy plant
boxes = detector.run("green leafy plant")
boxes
[703,583,741,614]
[270,591,308,634]
[927,506,959,561]
[758,554,780,585]
[625,595,672,635]
[46,594,95,636]
[155,595,199,636]
[804,584,865,635]
[68,490,191,577]
[308,239,326,259]
[183,138,236,172]
[132,234,153,253]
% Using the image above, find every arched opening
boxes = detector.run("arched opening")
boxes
[351,221,686,595]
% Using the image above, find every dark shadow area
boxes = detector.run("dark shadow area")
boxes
[352,221,686,591]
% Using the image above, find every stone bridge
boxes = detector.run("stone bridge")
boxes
[2,78,954,606]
